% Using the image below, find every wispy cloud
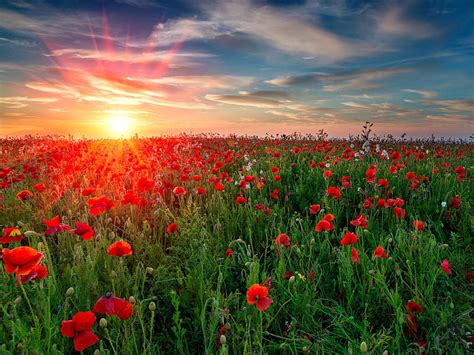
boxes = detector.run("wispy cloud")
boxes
[149,0,373,62]
[205,94,285,109]
[266,67,410,93]
[375,6,438,39]
[0,96,57,109]
[402,89,438,99]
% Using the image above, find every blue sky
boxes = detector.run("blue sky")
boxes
[0,0,473,137]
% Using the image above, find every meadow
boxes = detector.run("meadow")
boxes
[0,132,472,354]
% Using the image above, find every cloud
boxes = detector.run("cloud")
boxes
[114,0,163,8]
[266,67,410,92]
[342,101,370,109]
[205,94,284,108]
[44,48,214,66]
[149,75,254,89]
[407,98,474,112]
[149,0,371,62]
[205,90,293,109]
[0,36,36,47]
[0,96,57,109]
[376,6,437,39]
[0,8,101,38]
[402,89,438,99]
[238,90,290,100]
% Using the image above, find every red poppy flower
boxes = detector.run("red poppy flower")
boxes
[246,284,272,312]
[107,241,133,257]
[377,179,389,188]
[374,246,388,258]
[449,195,461,209]
[137,177,154,192]
[172,186,186,195]
[365,167,377,183]
[0,227,25,244]
[393,207,406,220]
[16,190,33,202]
[406,171,415,180]
[340,232,358,246]
[323,170,333,179]
[326,186,341,199]
[363,198,373,209]
[87,196,115,216]
[92,293,134,320]
[315,214,335,232]
[68,222,95,241]
[350,214,368,228]
[235,196,247,204]
[225,249,233,256]
[19,264,48,284]
[60,311,99,352]
[275,233,290,247]
[2,246,44,276]
[197,187,206,195]
[43,215,70,235]
[413,220,424,231]
[34,183,46,192]
[309,204,321,215]
[81,188,96,196]
[351,248,360,263]
[166,223,178,234]
[406,301,424,313]
[440,259,452,275]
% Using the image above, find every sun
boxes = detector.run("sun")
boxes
[108,116,132,136]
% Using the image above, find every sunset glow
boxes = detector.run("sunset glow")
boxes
[0,1,473,138]
[108,115,133,136]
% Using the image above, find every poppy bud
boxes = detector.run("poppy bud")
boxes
[360,341,368,353]
[65,287,74,297]
[388,238,393,243]
[129,296,136,304]
[109,231,115,238]
[383,351,389,355]
[99,318,107,328]
[149,302,156,312]
[302,346,308,352]
[94,350,100,355]
[143,220,151,233]
[111,271,117,278]
[146,267,154,275]
[449,302,454,309]
[289,276,296,283]
[220,335,227,345]
[106,217,112,224]
[24,231,39,237]
[14,296,22,304]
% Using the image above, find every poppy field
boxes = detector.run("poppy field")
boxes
[0,133,472,354]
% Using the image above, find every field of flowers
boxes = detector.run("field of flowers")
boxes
[0,133,472,354]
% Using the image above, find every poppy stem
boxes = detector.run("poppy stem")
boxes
[105,328,118,355]
[149,308,155,351]
[19,282,40,331]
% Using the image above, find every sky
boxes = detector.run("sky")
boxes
[0,0,473,138]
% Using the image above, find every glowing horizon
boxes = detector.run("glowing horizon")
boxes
[1,1,473,138]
